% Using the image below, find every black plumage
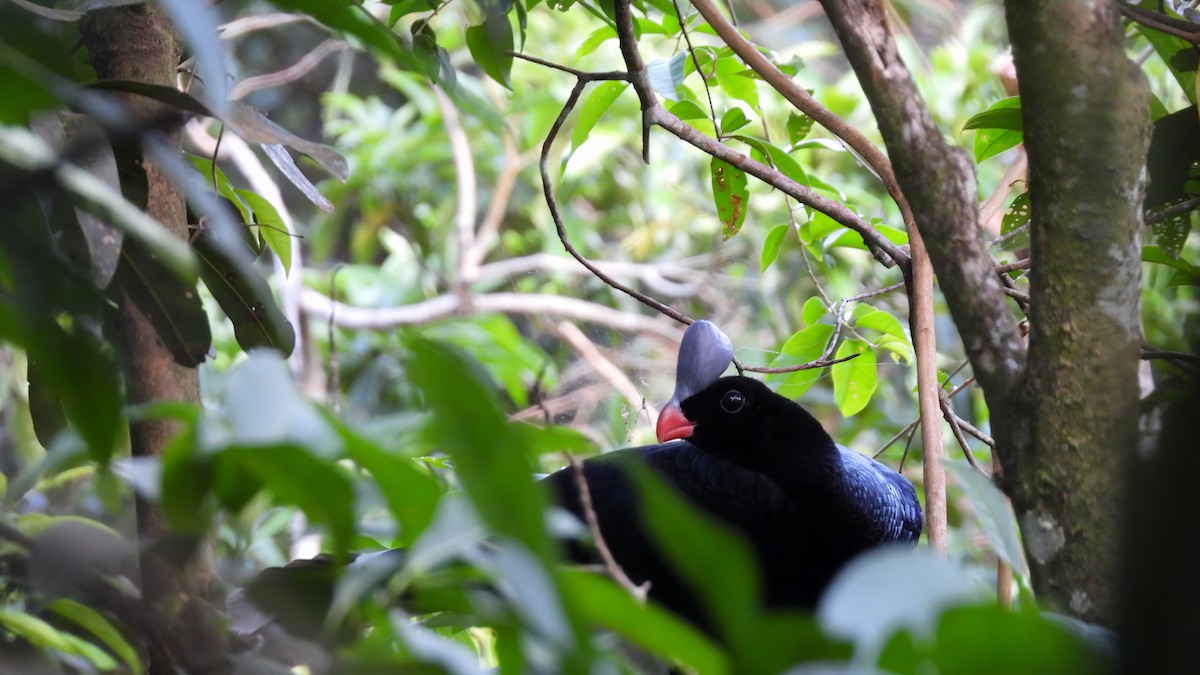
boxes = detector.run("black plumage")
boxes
[546,371,922,632]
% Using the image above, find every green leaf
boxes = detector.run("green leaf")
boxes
[113,238,211,367]
[334,416,442,547]
[667,99,710,121]
[1136,24,1197,102]
[234,188,292,274]
[962,97,1023,131]
[710,157,749,240]
[1000,192,1031,250]
[569,81,628,160]
[855,310,908,342]
[733,135,809,186]
[405,339,551,560]
[944,461,1028,580]
[1143,244,1200,283]
[760,224,789,272]
[625,463,760,653]
[47,598,142,675]
[559,569,730,675]
[192,228,296,356]
[465,5,514,88]
[801,296,826,327]
[575,25,616,59]
[965,98,1023,163]
[187,155,252,223]
[719,107,751,135]
[714,56,758,107]
[769,324,834,398]
[831,339,876,416]
[786,111,814,145]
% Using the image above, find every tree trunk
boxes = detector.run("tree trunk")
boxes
[1005,0,1149,626]
[79,6,227,672]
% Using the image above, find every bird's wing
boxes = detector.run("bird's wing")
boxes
[836,445,924,544]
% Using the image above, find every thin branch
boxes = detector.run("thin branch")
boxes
[299,288,682,341]
[1146,195,1200,226]
[465,135,528,271]
[994,258,1031,275]
[747,351,860,375]
[510,51,628,81]
[940,391,983,471]
[539,78,695,326]
[433,86,479,295]
[1001,285,1031,305]
[555,320,659,421]
[568,454,651,601]
[230,40,348,100]
[219,12,319,40]
[1119,3,1200,44]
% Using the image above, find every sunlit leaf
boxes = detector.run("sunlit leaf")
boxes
[48,598,142,675]
[769,324,834,398]
[569,81,628,161]
[465,3,514,88]
[831,339,876,416]
[234,188,292,274]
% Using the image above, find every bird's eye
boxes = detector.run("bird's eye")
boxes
[720,390,746,413]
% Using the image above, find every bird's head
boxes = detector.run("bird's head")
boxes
[655,320,734,443]
[668,375,837,473]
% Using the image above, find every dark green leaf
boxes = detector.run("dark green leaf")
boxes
[559,569,730,675]
[710,157,749,240]
[1000,192,1031,250]
[405,339,551,560]
[786,111,814,145]
[465,5,514,88]
[192,228,296,356]
[114,238,211,367]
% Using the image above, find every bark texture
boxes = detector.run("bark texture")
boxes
[79,5,227,672]
[823,0,1149,626]
[1006,0,1149,625]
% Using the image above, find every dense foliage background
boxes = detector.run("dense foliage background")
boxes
[1,0,1196,673]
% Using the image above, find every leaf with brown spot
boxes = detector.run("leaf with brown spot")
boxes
[710,157,749,240]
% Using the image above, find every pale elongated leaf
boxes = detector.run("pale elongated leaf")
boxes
[158,0,229,114]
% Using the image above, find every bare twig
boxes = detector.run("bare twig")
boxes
[940,392,982,471]
[219,12,319,40]
[568,454,651,601]
[1146,195,1200,226]
[1119,3,1200,44]
[994,258,1031,275]
[465,135,529,271]
[433,86,479,295]
[299,287,682,341]
[555,321,658,421]
[230,40,349,100]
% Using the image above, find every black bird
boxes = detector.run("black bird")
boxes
[545,322,922,631]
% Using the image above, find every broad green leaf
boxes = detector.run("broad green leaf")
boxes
[733,135,809,186]
[944,461,1028,580]
[1143,244,1200,283]
[760,224,789,271]
[801,296,826,327]
[714,56,758,107]
[710,157,749,239]
[965,98,1023,163]
[769,324,834,398]
[234,188,292,274]
[114,238,211,367]
[334,416,442,547]
[962,97,1023,131]
[569,81,628,160]
[48,598,142,675]
[575,25,616,59]
[405,339,551,560]
[559,569,730,675]
[720,107,751,135]
[625,464,760,654]
[187,155,252,223]
[465,5,514,88]
[831,339,876,416]
[667,99,710,121]
[1136,23,1197,103]
[855,310,908,342]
